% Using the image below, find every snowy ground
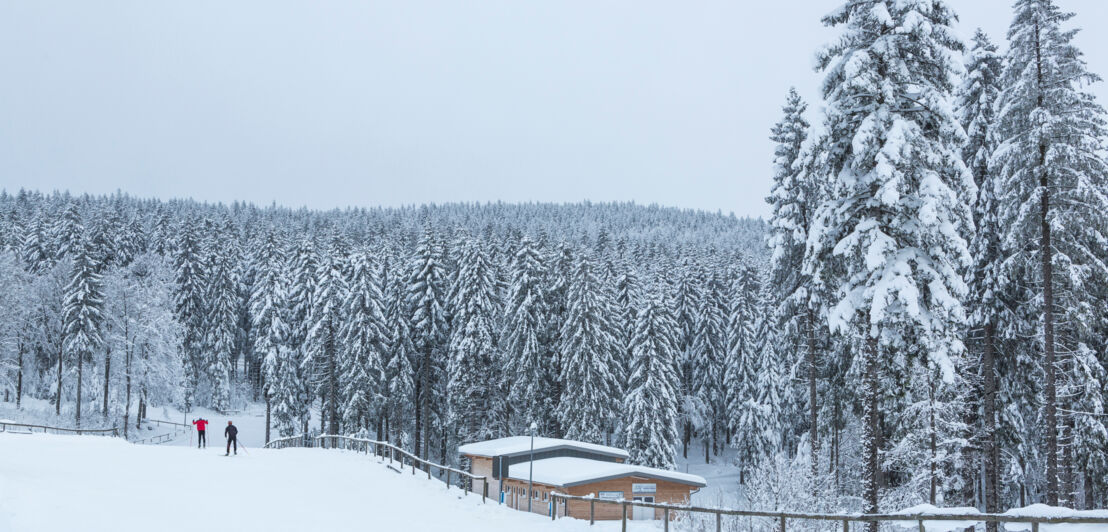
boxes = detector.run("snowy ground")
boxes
[676,442,742,507]
[0,432,670,532]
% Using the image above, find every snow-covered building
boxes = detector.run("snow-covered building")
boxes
[500,457,706,520]
[459,436,628,496]
[458,437,705,521]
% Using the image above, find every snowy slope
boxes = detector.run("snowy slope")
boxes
[0,433,666,532]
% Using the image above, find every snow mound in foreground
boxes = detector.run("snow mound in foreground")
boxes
[0,433,656,532]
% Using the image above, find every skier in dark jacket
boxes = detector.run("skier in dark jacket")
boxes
[225,421,238,456]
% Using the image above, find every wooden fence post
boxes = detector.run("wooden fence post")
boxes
[843,519,849,532]
[483,478,488,504]
[664,508,669,532]
[716,511,722,532]
[446,470,451,490]
[1032,524,1039,532]
[918,521,925,532]
[621,502,627,532]
[551,496,556,521]
[780,516,787,532]
[590,499,595,525]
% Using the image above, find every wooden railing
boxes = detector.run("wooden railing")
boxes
[132,418,193,445]
[549,492,1108,532]
[264,434,490,503]
[0,421,119,437]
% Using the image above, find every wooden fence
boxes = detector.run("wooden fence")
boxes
[0,421,119,437]
[549,492,1108,532]
[131,419,193,445]
[264,434,490,503]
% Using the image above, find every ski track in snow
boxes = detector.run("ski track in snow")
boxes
[0,433,668,532]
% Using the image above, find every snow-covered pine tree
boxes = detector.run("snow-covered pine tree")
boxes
[21,213,54,274]
[558,250,621,444]
[252,229,290,442]
[623,293,681,469]
[501,236,551,434]
[63,237,105,427]
[173,219,206,411]
[957,28,1005,521]
[202,220,237,412]
[690,268,727,463]
[766,87,825,484]
[673,256,706,458]
[52,202,84,261]
[810,1,975,523]
[542,241,574,438]
[286,237,319,435]
[446,237,500,445]
[339,250,387,435]
[383,252,415,445]
[406,224,449,458]
[993,0,1108,506]
[305,234,346,435]
[728,264,767,483]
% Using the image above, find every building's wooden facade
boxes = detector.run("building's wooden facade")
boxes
[459,438,707,522]
[499,474,701,520]
[459,436,629,498]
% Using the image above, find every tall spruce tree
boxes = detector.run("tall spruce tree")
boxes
[406,225,449,458]
[63,238,104,427]
[501,237,550,433]
[810,1,974,524]
[993,0,1108,506]
[305,236,345,435]
[766,87,824,483]
[957,28,1005,522]
[558,251,621,444]
[446,238,500,444]
[339,250,388,434]
[623,294,681,469]
[252,229,290,442]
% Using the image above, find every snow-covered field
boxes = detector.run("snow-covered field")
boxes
[0,432,666,532]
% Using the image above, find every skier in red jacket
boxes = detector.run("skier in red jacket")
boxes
[192,418,208,448]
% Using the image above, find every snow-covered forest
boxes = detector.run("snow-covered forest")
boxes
[2,0,1108,525]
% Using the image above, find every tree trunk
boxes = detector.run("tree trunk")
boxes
[683,421,690,459]
[863,336,879,532]
[265,394,272,444]
[55,344,63,416]
[327,322,339,435]
[1033,18,1060,507]
[807,307,819,488]
[983,322,999,532]
[123,344,133,439]
[414,363,424,458]
[76,350,84,427]
[102,345,111,418]
[929,374,938,505]
[16,341,24,408]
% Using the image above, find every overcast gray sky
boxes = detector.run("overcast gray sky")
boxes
[1,1,1105,218]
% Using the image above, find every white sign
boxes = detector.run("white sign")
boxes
[631,483,656,494]
[598,491,623,500]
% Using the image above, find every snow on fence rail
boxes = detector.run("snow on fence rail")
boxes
[0,421,119,437]
[264,434,491,503]
[547,492,1108,532]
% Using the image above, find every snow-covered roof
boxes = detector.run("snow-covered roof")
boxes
[458,436,629,459]
[504,456,706,488]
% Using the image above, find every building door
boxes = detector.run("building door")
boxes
[632,496,654,520]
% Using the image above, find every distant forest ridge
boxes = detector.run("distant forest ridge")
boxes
[0,190,766,256]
